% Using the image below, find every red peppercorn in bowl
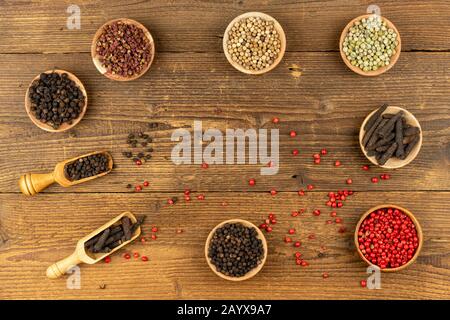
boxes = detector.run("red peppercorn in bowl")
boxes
[91,18,155,81]
[355,205,423,272]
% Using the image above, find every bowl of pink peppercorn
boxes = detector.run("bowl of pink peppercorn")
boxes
[355,204,423,272]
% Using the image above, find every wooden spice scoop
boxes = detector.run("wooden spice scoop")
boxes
[19,151,113,196]
[205,219,268,281]
[46,211,141,279]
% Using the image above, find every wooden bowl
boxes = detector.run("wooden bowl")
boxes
[223,12,286,75]
[91,18,155,81]
[339,14,401,76]
[359,106,422,169]
[25,70,87,132]
[205,219,268,281]
[354,204,423,272]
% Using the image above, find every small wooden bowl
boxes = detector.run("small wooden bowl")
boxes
[354,204,423,272]
[359,106,422,169]
[25,70,87,132]
[205,219,268,281]
[223,12,286,75]
[339,14,401,76]
[91,18,155,81]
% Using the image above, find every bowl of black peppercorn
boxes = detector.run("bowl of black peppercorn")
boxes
[25,70,87,132]
[205,219,268,281]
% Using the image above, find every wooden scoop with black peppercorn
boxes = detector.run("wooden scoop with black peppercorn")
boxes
[360,105,422,169]
[19,151,113,196]
[46,211,144,279]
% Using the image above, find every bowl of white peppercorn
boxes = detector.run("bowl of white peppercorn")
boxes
[340,14,401,76]
[223,12,286,75]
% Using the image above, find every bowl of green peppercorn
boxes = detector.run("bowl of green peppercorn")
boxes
[340,14,401,76]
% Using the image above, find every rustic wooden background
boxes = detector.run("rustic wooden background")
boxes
[0,0,449,299]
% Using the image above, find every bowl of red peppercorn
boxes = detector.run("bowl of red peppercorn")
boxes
[91,18,155,81]
[25,70,87,132]
[355,204,423,272]
[205,219,268,281]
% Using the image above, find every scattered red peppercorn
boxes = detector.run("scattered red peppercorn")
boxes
[135,185,142,192]
[104,256,111,263]
[371,177,379,183]
[167,198,175,205]
[294,241,301,247]
[335,217,343,223]
[330,211,337,217]
[288,228,295,235]
[248,178,256,186]
[133,252,140,259]
[135,159,142,166]
[140,237,146,243]
[270,188,277,196]
[266,226,273,232]
[141,256,149,262]
[292,149,299,156]
[308,234,316,240]
[291,211,299,217]
[362,165,369,171]
[322,272,329,279]
[143,181,149,187]
[321,148,327,155]
[151,234,157,240]
[298,189,305,196]
[197,194,205,200]
[185,195,191,201]
[151,226,158,232]
[334,160,341,167]
[272,117,280,124]
[184,189,190,195]
[313,209,321,216]
[326,220,332,224]
[346,178,353,184]
[314,158,321,164]
[285,236,292,243]
[289,130,297,137]
[123,253,131,260]
[201,162,209,169]
[307,184,314,190]
[313,153,321,159]
[360,280,367,288]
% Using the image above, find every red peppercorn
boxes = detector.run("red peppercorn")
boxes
[123,253,131,260]
[360,280,367,288]
[308,234,316,240]
[292,149,299,156]
[184,189,190,195]
[307,184,314,190]
[289,130,297,137]
[266,226,273,232]
[330,211,337,217]
[313,153,321,159]
[322,272,329,279]
[140,237,146,243]
[362,165,369,171]
[335,217,343,224]
[270,188,277,196]
[248,178,256,186]
[133,252,140,259]
[313,209,321,216]
[141,256,149,262]
[326,220,333,224]
[321,148,327,155]
[267,161,274,167]
[151,234,157,240]
[294,241,301,247]
[201,162,209,169]
[288,228,295,235]
[167,198,175,205]
[285,236,292,243]
[371,177,379,183]
[185,195,191,201]
[346,178,353,184]
[294,252,302,258]
[314,158,321,164]
[291,211,299,217]
[104,256,111,263]
[334,160,341,167]
[135,185,142,192]
[135,159,142,166]
[143,181,149,187]
[151,226,158,232]
[197,194,205,200]
[272,117,280,124]
[298,189,305,196]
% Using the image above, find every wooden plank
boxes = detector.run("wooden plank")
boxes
[0,191,448,299]
[0,52,448,192]
[1,0,449,54]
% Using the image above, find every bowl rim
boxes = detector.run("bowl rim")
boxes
[205,218,268,281]
[354,204,423,272]
[222,11,286,75]
[339,13,401,76]
[359,105,423,169]
[24,69,88,133]
[91,18,155,81]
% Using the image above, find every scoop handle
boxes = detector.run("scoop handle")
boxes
[46,251,82,279]
[19,172,56,195]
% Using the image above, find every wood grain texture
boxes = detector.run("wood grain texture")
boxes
[0,0,449,300]
[0,52,449,193]
[0,0,449,54]
[0,192,448,299]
